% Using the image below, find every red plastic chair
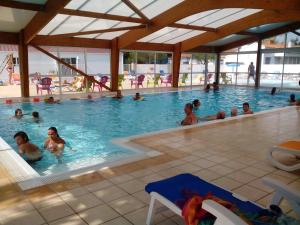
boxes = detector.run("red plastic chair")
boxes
[161,74,172,86]
[131,75,145,89]
[93,76,109,92]
[36,77,52,95]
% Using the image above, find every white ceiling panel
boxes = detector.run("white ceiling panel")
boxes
[66,0,120,13]
[96,30,128,39]
[165,30,204,44]
[108,2,136,17]
[138,27,176,42]
[141,0,184,19]
[113,22,141,28]
[150,28,193,43]
[82,19,119,31]
[176,10,219,25]
[0,7,36,32]
[129,0,156,9]
[38,14,69,35]
[75,34,98,38]
[50,16,94,35]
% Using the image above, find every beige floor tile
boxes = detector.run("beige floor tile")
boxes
[0,210,45,225]
[32,196,65,209]
[139,173,164,184]
[265,174,296,184]
[108,195,145,215]
[124,207,166,225]
[79,205,119,225]
[132,190,150,204]
[58,187,89,198]
[193,169,222,181]
[207,165,234,176]
[227,171,257,184]
[84,180,113,192]
[222,161,248,170]
[170,215,185,225]
[39,203,75,222]
[93,186,128,203]
[213,177,243,190]
[118,179,145,194]
[174,164,201,173]
[129,169,154,178]
[192,159,217,168]
[102,217,132,225]
[49,214,88,225]
[241,167,271,177]
[62,193,103,213]
[109,174,135,185]
[155,219,178,225]
[248,179,274,193]
[271,170,300,180]
[233,185,268,201]
[206,155,230,163]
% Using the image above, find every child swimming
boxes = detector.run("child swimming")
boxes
[44,127,65,160]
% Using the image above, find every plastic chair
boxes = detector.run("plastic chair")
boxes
[36,77,52,95]
[161,74,172,87]
[93,75,109,92]
[131,74,145,89]
[118,74,125,89]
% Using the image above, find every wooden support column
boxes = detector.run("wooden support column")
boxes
[172,43,181,88]
[111,38,119,91]
[215,53,221,84]
[255,39,262,88]
[18,30,29,97]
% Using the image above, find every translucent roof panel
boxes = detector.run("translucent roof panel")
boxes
[0,7,36,32]
[108,2,136,17]
[165,30,204,44]
[113,22,141,28]
[207,9,262,28]
[65,0,120,13]
[129,0,156,10]
[75,34,98,39]
[96,30,128,40]
[176,10,219,25]
[141,0,184,19]
[82,19,119,32]
[138,27,176,42]
[50,16,95,35]
[149,28,194,43]
[247,22,291,33]
[39,14,69,35]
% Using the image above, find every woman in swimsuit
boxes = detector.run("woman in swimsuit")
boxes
[44,127,65,158]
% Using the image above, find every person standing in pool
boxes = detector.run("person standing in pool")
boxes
[242,102,253,114]
[231,107,238,117]
[113,90,123,99]
[14,108,23,119]
[289,94,297,105]
[193,99,201,110]
[133,92,144,101]
[247,62,255,85]
[32,111,40,123]
[181,103,198,126]
[44,127,65,159]
[14,131,42,163]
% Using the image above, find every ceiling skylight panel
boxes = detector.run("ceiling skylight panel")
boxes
[207,9,262,28]
[113,22,141,28]
[96,30,128,39]
[191,8,243,27]
[38,14,69,35]
[164,30,204,44]
[50,16,94,35]
[65,0,87,10]
[75,0,120,13]
[75,34,98,38]
[150,28,192,43]
[176,10,219,25]
[108,2,136,17]
[138,27,176,42]
[129,0,156,9]
[82,19,119,31]
[141,0,184,19]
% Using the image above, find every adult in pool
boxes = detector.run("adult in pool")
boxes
[231,107,238,117]
[202,110,226,121]
[289,94,297,106]
[242,102,253,114]
[181,103,198,126]
[32,111,40,123]
[14,131,42,163]
[133,92,144,101]
[14,108,23,119]
[44,127,65,159]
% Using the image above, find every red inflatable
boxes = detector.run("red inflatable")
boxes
[33,97,40,102]
[5,99,13,104]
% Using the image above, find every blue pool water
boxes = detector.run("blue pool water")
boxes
[0,87,293,175]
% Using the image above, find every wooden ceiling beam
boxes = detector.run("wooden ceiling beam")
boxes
[24,0,71,44]
[59,8,146,23]
[236,31,258,36]
[117,0,300,49]
[121,0,150,22]
[181,10,300,51]
[0,31,19,44]
[0,0,44,11]
[170,23,217,32]
[48,25,146,38]
[31,35,111,49]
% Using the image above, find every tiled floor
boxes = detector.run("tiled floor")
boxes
[0,106,299,225]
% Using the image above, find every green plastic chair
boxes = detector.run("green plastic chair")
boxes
[221,73,232,85]
[180,73,188,85]
[118,74,125,89]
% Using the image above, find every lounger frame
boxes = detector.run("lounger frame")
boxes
[269,145,300,171]
[146,177,300,225]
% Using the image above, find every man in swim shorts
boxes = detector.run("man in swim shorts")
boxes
[14,131,42,163]
[181,103,198,126]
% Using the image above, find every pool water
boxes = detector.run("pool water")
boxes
[0,87,293,175]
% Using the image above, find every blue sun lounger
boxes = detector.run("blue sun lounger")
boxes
[145,173,300,225]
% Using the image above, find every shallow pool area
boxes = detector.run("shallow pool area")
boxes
[0,87,294,176]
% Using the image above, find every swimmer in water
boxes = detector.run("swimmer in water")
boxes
[14,131,42,163]
[14,108,23,119]
[45,96,60,104]
[203,111,226,121]
[204,84,210,92]
[32,111,40,123]
[289,94,296,106]
[44,127,65,159]
[212,82,219,91]
[113,90,123,99]
[231,107,238,117]
[192,99,201,110]
[242,102,253,114]
[133,92,143,101]
[181,103,198,126]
